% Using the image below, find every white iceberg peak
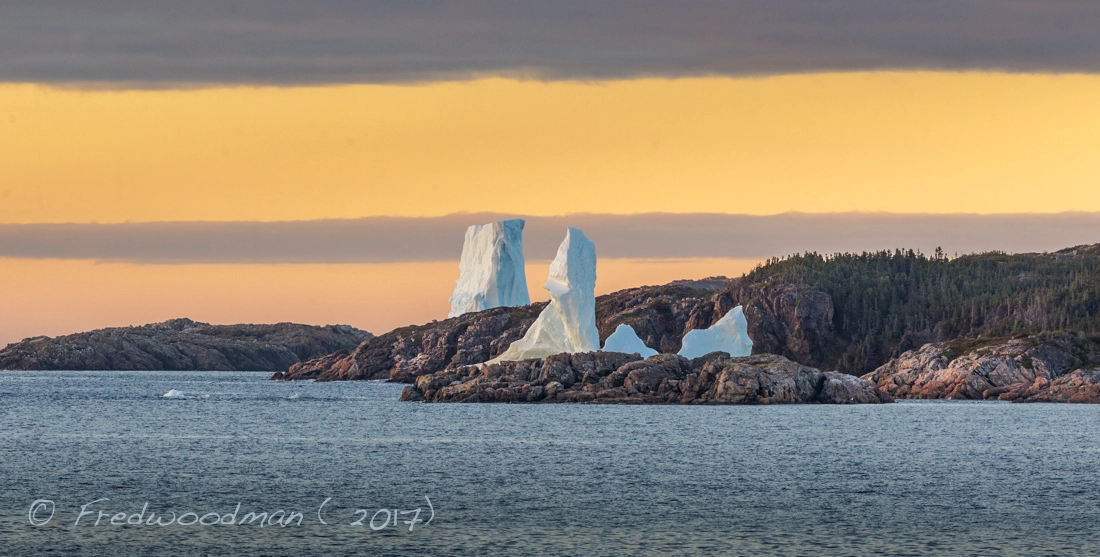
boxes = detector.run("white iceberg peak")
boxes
[602,324,658,358]
[448,219,531,318]
[162,389,185,398]
[491,227,598,362]
[677,306,753,359]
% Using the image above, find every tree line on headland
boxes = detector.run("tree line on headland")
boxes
[740,244,1100,373]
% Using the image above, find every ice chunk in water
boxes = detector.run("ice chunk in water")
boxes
[602,324,657,358]
[448,219,530,317]
[677,306,753,359]
[491,227,598,362]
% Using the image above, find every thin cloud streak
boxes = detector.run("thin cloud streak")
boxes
[1,2,1099,85]
[2,213,1097,264]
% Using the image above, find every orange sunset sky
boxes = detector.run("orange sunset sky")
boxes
[3,0,1100,346]
[3,72,1100,345]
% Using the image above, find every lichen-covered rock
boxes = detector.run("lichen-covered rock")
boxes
[0,319,371,372]
[861,333,1098,401]
[400,351,892,405]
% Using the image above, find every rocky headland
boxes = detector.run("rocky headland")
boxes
[0,318,371,372]
[269,242,1100,405]
[275,280,836,382]
[399,350,893,405]
[861,333,1100,403]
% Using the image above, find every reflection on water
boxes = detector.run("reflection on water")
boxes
[1,370,1099,556]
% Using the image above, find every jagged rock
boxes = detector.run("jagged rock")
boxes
[677,306,753,359]
[400,351,892,405]
[283,280,839,382]
[0,318,371,372]
[601,324,658,357]
[1009,368,1100,403]
[861,333,1098,400]
[492,227,599,363]
[448,219,530,318]
[284,304,547,381]
[272,348,353,380]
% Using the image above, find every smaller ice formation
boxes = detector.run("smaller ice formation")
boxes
[677,306,753,359]
[491,227,598,362]
[602,324,658,358]
[162,389,185,398]
[448,219,530,318]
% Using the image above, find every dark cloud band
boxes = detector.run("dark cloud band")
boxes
[1,213,1097,264]
[2,2,1099,85]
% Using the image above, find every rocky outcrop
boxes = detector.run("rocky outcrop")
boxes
[0,318,371,372]
[1010,368,1100,403]
[400,351,892,404]
[861,333,1100,401]
[269,348,353,380]
[281,304,548,381]
[280,281,838,382]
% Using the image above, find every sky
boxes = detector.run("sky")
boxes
[2,3,1099,346]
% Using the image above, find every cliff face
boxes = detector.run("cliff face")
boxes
[277,281,838,382]
[861,333,1100,402]
[0,318,371,372]
[400,351,892,405]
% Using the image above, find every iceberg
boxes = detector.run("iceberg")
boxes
[602,324,658,358]
[677,306,753,359]
[448,219,531,318]
[162,389,185,398]
[491,227,598,362]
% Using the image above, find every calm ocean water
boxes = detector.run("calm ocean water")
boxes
[1,370,1099,556]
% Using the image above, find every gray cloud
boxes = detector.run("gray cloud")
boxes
[1,2,1099,85]
[2,213,1098,264]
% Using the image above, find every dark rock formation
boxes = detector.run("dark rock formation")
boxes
[279,304,547,382]
[730,283,838,367]
[0,318,371,372]
[270,348,352,380]
[400,351,892,404]
[279,281,838,382]
[861,333,1100,401]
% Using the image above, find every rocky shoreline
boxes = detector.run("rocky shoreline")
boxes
[0,319,372,372]
[399,351,893,405]
[861,333,1100,403]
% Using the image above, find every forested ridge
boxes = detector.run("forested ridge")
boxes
[740,244,1100,373]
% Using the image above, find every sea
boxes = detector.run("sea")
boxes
[1,370,1099,557]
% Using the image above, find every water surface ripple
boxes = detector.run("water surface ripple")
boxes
[1,371,1099,556]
